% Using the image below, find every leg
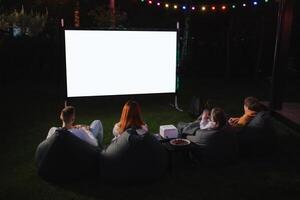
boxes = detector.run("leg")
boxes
[177,122,189,137]
[90,120,104,144]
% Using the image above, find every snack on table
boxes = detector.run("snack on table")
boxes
[170,139,190,146]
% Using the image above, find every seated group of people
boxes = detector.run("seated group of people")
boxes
[197,96,264,131]
[47,100,148,148]
[46,96,264,148]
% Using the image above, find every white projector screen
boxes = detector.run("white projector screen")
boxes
[64,30,177,97]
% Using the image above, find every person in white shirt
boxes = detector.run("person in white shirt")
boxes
[112,100,148,141]
[199,108,227,130]
[47,106,103,147]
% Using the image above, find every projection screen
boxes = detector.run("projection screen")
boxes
[64,30,177,97]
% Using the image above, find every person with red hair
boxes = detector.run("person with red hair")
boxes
[112,100,148,140]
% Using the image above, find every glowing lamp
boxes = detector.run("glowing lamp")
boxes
[157,2,160,6]
[201,6,206,11]
[165,3,169,8]
[211,6,216,11]
[192,6,195,10]
[174,5,178,9]
[221,5,226,10]
[148,0,152,4]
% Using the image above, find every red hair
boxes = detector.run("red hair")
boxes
[117,100,145,134]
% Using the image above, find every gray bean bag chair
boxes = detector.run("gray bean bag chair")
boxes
[185,127,239,166]
[35,128,168,183]
[237,111,277,157]
[100,128,169,184]
[35,128,101,183]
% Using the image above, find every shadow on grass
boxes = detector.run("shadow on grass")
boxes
[44,149,300,200]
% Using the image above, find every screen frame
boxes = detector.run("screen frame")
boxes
[62,28,179,99]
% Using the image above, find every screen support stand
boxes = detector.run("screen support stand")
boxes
[64,100,68,108]
[170,21,183,112]
[170,94,183,112]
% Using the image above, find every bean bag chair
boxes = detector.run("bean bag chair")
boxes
[36,128,168,184]
[237,111,277,158]
[35,128,101,183]
[100,128,169,184]
[185,127,239,166]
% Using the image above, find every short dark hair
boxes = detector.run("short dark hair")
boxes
[61,106,75,123]
[211,107,227,129]
[244,97,262,112]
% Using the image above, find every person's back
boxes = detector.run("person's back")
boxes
[101,100,168,183]
[47,106,103,147]
[111,100,148,141]
[228,97,263,127]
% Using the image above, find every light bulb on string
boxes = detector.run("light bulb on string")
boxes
[139,0,268,13]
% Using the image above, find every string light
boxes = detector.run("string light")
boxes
[139,0,272,13]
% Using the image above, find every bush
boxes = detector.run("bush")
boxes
[0,5,48,37]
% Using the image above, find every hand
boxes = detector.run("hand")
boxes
[75,124,90,130]
[202,111,210,120]
[74,124,82,128]
[228,118,239,126]
[82,125,90,131]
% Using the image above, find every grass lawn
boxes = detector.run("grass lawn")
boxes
[1,76,300,200]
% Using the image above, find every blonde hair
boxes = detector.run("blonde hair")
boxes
[211,107,226,129]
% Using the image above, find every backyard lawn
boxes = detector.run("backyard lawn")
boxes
[1,77,300,200]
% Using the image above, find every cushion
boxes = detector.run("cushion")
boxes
[238,111,277,157]
[100,129,168,184]
[36,128,168,184]
[35,128,101,183]
[186,127,238,166]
